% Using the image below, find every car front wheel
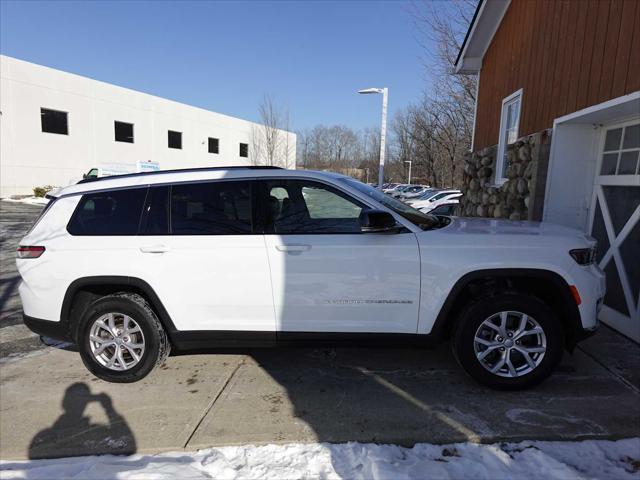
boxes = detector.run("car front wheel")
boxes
[452,293,564,390]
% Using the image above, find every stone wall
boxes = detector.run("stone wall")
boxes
[459,130,552,221]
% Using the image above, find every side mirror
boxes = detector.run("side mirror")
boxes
[359,209,400,233]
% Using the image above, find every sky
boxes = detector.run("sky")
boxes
[0,0,433,132]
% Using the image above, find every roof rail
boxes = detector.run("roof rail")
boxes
[76,165,283,184]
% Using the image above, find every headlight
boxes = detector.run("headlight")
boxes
[569,247,597,265]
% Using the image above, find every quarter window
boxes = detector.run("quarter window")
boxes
[496,89,522,183]
[67,188,147,235]
[41,108,68,135]
[171,181,252,235]
[263,180,364,234]
[114,121,134,143]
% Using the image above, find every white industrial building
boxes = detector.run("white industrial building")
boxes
[0,55,296,196]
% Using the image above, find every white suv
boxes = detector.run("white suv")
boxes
[17,167,604,389]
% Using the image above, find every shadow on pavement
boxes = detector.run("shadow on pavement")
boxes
[28,383,136,459]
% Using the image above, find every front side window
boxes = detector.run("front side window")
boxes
[496,89,522,183]
[171,181,252,235]
[168,130,182,149]
[41,108,68,135]
[263,179,364,234]
[68,188,147,235]
[115,121,134,143]
[339,177,437,230]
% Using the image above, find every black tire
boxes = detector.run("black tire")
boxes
[78,292,171,383]
[452,292,564,390]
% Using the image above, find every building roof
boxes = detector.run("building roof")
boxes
[454,0,511,74]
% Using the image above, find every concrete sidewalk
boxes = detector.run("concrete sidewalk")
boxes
[1,327,638,460]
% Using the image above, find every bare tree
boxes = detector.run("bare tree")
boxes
[385,0,477,188]
[252,94,292,167]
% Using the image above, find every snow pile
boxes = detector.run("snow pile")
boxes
[1,438,638,480]
[1,196,50,205]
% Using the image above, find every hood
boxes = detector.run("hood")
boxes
[436,217,596,245]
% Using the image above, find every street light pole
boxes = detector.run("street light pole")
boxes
[404,160,412,184]
[358,87,388,191]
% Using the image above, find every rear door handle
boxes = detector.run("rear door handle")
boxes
[275,244,311,254]
[140,245,170,254]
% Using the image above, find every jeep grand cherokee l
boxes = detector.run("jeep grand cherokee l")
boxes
[17,167,604,389]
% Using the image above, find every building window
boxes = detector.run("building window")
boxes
[41,108,68,135]
[114,121,134,143]
[239,142,249,158]
[208,137,219,154]
[168,130,182,149]
[600,122,640,176]
[496,89,522,183]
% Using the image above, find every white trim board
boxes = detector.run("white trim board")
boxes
[495,88,523,184]
[455,0,512,74]
[543,93,640,230]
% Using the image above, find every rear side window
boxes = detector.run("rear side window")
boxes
[140,186,169,235]
[171,181,253,235]
[68,188,147,235]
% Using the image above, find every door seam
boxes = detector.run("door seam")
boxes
[262,235,280,335]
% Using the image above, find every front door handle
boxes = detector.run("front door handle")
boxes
[140,245,170,254]
[275,244,311,254]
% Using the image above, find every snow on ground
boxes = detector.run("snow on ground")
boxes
[1,196,50,206]
[1,438,638,480]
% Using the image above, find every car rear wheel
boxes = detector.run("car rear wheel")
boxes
[78,293,170,383]
[452,293,564,390]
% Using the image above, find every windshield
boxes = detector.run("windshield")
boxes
[338,177,439,230]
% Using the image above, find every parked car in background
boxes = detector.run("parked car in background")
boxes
[83,161,160,180]
[399,186,435,201]
[427,202,460,216]
[421,196,462,214]
[415,191,463,213]
[407,189,460,207]
[394,185,426,200]
[382,183,401,193]
[17,167,603,389]
[390,185,427,199]
[385,184,410,196]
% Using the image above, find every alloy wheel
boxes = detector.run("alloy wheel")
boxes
[89,313,145,371]
[473,311,547,378]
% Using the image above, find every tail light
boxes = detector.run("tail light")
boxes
[16,246,46,259]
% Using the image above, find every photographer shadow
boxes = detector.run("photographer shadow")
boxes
[28,383,136,460]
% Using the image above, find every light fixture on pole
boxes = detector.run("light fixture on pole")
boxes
[358,87,388,191]
[404,160,412,185]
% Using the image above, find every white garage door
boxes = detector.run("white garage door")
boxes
[589,120,640,342]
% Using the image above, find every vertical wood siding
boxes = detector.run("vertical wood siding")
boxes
[474,0,640,150]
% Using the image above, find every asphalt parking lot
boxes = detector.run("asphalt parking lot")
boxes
[0,201,48,359]
[1,200,639,460]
